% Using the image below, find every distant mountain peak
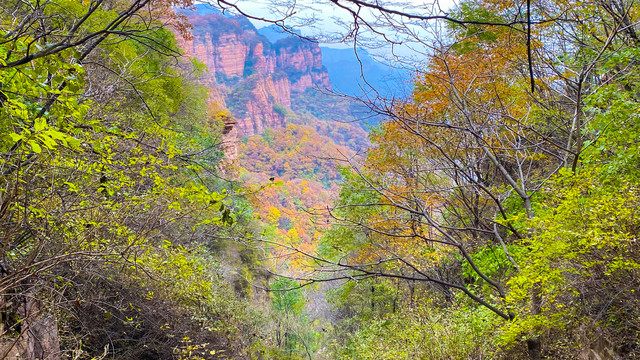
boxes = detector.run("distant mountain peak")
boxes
[257,24,303,43]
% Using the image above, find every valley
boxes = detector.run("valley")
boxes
[1,1,639,359]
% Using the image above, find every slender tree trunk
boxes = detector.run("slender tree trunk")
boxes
[528,283,543,360]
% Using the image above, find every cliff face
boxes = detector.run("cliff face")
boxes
[275,40,331,92]
[235,75,288,136]
[178,12,331,137]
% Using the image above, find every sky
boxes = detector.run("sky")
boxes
[200,0,456,36]
[198,0,458,58]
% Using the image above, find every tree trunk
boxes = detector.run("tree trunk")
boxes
[528,282,542,360]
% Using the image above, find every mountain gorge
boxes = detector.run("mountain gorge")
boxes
[4,1,639,359]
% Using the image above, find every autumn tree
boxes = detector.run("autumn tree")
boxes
[0,1,270,358]
[221,0,640,358]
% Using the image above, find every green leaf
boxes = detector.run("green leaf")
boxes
[34,118,46,132]
[29,141,42,153]
[67,137,81,148]
[9,133,24,142]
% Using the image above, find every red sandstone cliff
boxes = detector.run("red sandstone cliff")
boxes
[178,12,331,137]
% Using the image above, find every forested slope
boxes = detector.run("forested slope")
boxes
[0,1,272,358]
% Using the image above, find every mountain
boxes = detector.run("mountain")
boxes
[256,24,302,43]
[320,47,411,99]
[177,10,331,138]
[256,25,411,99]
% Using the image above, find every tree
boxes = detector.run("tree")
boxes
[222,0,640,357]
[0,1,266,358]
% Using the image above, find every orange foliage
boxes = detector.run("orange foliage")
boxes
[238,124,351,272]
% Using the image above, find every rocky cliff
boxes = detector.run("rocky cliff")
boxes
[178,11,331,138]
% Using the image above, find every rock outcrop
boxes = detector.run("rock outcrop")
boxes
[221,116,238,161]
[178,11,331,137]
